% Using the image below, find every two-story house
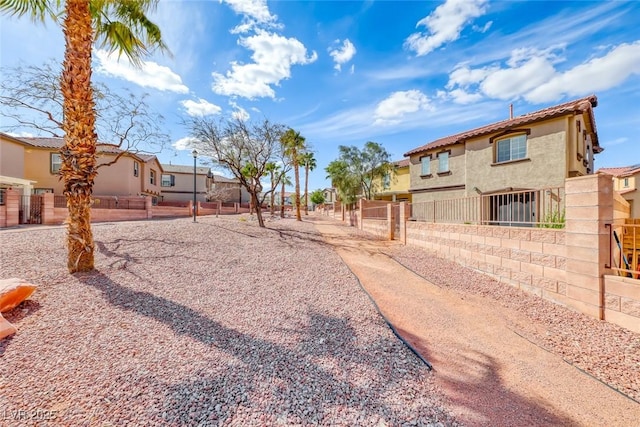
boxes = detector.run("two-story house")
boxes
[373,159,412,202]
[210,174,249,203]
[0,133,164,203]
[599,164,640,218]
[159,163,213,203]
[404,95,602,222]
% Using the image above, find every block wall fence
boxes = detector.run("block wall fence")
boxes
[0,192,252,227]
[352,174,640,334]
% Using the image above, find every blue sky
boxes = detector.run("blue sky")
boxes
[1,0,639,192]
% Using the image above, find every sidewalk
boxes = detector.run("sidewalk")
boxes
[312,217,640,426]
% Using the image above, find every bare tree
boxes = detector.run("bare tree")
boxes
[0,61,169,170]
[206,187,236,203]
[187,116,285,227]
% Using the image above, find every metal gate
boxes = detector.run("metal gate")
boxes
[19,194,43,224]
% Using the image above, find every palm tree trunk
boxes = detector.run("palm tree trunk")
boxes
[304,165,309,215]
[61,0,98,273]
[294,161,301,221]
[280,180,285,218]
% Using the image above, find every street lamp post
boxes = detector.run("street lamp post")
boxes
[192,149,198,223]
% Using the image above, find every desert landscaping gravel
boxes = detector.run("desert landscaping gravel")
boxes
[384,241,640,403]
[0,216,458,426]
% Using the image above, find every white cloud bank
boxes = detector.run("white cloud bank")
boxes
[212,30,317,99]
[443,41,640,104]
[172,136,198,151]
[405,0,488,57]
[328,39,356,72]
[181,98,222,116]
[374,90,431,125]
[94,49,189,93]
[223,0,280,33]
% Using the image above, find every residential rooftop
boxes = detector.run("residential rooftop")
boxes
[404,95,601,157]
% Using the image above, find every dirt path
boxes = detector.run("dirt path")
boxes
[312,218,640,426]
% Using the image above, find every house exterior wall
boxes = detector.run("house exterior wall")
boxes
[160,172,209,202]
[374,165,412,202]
[93,155,143,196]
[140,157,163,197]
[410,144,466,205]
[613,172,639,218]
[465,119,568,194]
[0,136,25,179]
[23,148,64,193]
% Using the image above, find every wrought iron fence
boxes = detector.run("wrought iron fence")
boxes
[54,195,66,208]
[0,189,5,206]
[362,205,388,219]
[91,196,146,210]
[409,187,565,228]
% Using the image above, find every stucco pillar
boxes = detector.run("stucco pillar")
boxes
[387,203,394,241]
[217,200,221,217]
[196,201,201,216]
[145,196,153,219]
[5,189,20,227]
[234,202,239,213]
[359,199,364,230]
[564,173,613,320]
[42,193,56,225]
[399,202,407,244]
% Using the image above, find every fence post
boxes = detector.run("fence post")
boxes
[399,202,406,244]
[235,202,239,213]
[42,193,55,225]
[188,200,193,217]
[217,200,221,217]
[359,199,364,230]
[5,189,20,227]
[196,201,201,217]
[564,174,613,320]
[387,203,394,240]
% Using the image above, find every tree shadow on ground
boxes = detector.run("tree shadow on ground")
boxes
[79,272,454,425]
[395,328,579,426]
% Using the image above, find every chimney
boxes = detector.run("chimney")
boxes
[509,103,514,119]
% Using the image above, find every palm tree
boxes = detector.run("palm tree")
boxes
[300,152,316,215]
[265,161,280,215]
[2,1,168,272]
[279,173,292,219]
[281,128,306,222]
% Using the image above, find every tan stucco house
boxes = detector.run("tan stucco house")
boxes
[1,133,164,202]
[598,164,640,218]
[373,159,412,202]
[404,95,602,208]
[159,163,213,203]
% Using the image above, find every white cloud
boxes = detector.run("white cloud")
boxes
[328,39,357,72]
[404,0,488,57]
[212,30,317,99]
[605,137,629,147]
[349,64,355,75]
[173,136,198,151]
[473,21,493,33]
[374,90,431,125]
[223,0,280,33]
[480,55,557,100]
[526,41,640,103]
[229,100,250,121]
[447,64,497,88]
[94,50,189,93]
[448,88,484,105]
[180,98,222,116]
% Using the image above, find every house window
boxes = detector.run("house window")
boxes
[51,153,62,174]
[133,161,140,177]
[383,173,390,189]
[623,178,629,188]
[496,134,527,163]
[438,151,449,173]
[420,155,431,176]
[150,169,156,185]
[161,174,175,187]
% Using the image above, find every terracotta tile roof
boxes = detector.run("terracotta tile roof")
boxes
[16,136,125,154]
[598,164,640,177]
[404,95,600,157]
[393,159,410,168]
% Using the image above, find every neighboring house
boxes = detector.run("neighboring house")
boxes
[404,95,602,212]
[210,174,249,203]
[159,163,212,203]
[373,159,412,202]
[323,188,337,204]
[0,133,164,202]
[598,164,640,218]
[0,133,37,196]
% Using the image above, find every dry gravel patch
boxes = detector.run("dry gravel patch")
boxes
[0,216,458,426]
[383,242,640,403]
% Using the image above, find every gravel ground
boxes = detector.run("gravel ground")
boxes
[383,242,640,403]
[0,216,458,426]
